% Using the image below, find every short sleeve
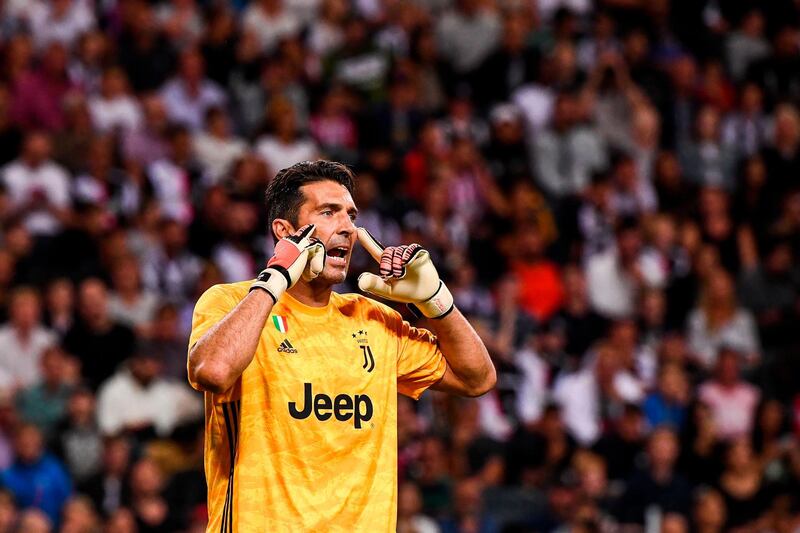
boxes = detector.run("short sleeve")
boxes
[396,319,447,400]
[188,284,239,348]
[187,284,239,391]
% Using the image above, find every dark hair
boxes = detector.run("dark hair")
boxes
[264,160,356,241]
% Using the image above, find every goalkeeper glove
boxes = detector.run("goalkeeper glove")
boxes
[356,227,454,319]
[250,224,325,303]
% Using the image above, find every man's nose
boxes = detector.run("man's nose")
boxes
[337,214,356,235]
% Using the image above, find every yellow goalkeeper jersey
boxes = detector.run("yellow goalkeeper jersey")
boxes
[188,281,446,532]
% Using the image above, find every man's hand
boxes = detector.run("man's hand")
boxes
[250,224,326,303]
[356,227,454,319]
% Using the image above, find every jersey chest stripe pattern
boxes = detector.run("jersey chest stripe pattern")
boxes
[220,400,240,533]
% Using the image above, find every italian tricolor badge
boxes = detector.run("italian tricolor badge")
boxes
[272,315,288,333]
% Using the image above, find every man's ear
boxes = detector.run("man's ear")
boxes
[271,219,295,240]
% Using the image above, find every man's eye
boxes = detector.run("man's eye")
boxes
[322,210,333,216]
[349,213,357,221]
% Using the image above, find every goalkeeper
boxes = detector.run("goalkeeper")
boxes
[187,160,495,532]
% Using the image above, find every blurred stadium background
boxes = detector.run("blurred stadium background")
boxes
[1,0,800,531]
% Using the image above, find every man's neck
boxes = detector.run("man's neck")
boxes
[287,282,333,308]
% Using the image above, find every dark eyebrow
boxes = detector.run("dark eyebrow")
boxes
[319,203,359,216]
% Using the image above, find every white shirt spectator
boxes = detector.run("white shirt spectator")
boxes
[477,394,514,441]
[159,78,226,131]
[586,248,666,319]
[108,292,160,331]
[515,348,550,425]
[88,95,142,134]
[26,0,95,50]
[192,132,247,185]
[435,7,501,74]
[553,367,643,445]
[533,126,607,198]
[96,368,202,437]
[698,380,760,440]
[212,243,255,283]
[2,159,71,236]
[0,324,56,390]
[513,84,555,137]
[307,19,344,57]
[255,135,319,175]
[686,308,761,369]
[242,2,302,54]
[147,159,194,224]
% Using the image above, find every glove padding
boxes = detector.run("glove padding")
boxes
[356,227,454,319]
[251,224,326,302]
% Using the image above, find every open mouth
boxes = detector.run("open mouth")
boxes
[326,246,348,266]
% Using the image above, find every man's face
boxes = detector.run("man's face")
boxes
[290,180,358,285]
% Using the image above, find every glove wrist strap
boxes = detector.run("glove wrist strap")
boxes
[250,267,288,304]
[408,281,455,319]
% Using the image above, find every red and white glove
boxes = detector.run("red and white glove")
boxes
[250,224,325,303]
[356,227,454,319]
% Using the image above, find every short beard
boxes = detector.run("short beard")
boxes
[313,265,348,286]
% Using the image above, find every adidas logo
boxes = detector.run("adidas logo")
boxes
[277,339,298,354]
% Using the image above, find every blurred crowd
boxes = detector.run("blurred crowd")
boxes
[1,0,800,531]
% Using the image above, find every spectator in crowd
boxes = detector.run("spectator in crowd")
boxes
[96,344,201,438]
[242,0,301,55]
[117,2,177,94]
[62,278,135,391]
[160,48,226,132]
[80,435,132,518]
[692,488,727,533]
[52,387,102,486]
[1,423,71,526]
[643,362,690,430]
[0,286,56,391]
[587,217,664,319]
[0,490,17,532]
[687,267,761,370]
[9,42,77,131]
[509,224,564,322]
[592,403,647,483]
[679,105,738,191]
[107,254,160,338]
[533,92,607,200]
[615,427,692,526]
[15,346,73,437]
[435,0,501,78]
[397,481,439,533]
[553,264,608,363]
[73,135,141,223]
[255,98,319,176]
[27,0,95,52]
[147,123,201,225]
[717,437,770,530]
[699,347,761,441]
[553,342,643,445]
[121,95,170,167]
[191,106,246,186]
[16,508,52,533]
[721,82,768,158]
[761,103,800,208]
[60,495,102,533]
[140,218,204,304]
[127,457,177,531]
[1,131,71,237]
[439,477,497,533]
[88,67,142,134]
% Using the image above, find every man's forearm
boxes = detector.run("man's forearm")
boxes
[188,289,274,393]
[427,308,496,397]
